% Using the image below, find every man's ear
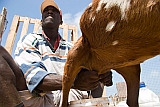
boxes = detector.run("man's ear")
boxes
[40,20,42,26]
[60,10,63,25]
[60,20,63,25]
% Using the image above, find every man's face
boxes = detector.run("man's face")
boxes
[42,6,61,29]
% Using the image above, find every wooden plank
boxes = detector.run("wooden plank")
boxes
[62,24,69,41]
[68,25,78,43]
[0,7,7,43]
[30,18,41,24]
[5,15,20,54]
[71,27,78,44]
[69,97,109,107]
[60,24,78,43]
[68,25,77,30]
[33,19,41,33]
[20,17,30,38]
[19,17,26,22]
[74,27,78,42]
[102,86,107,97]
[5,14,78,55]
[116,82,127,98]
[59,24,64,29]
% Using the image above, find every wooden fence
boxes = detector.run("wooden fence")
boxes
[0,7,7,43]
[4,15,78,54]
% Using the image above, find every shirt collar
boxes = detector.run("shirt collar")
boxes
[42,30,61,50]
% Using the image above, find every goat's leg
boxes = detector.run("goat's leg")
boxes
[61,53,88,106]
[61,61,82,107]
[115,64,141,107]
[62,37,90,107]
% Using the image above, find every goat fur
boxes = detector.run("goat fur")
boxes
[62,0,160,107]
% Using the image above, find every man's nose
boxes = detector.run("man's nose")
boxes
[48,10,53,14]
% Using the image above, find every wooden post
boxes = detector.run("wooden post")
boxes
[5,15,20,54]
[0,7,7,43]
[4,15,78,54]
[102,86,107,97]
[59,24,78,43]
[68,25,78,44]
[60,24,69,41]
[31,19,41,33]
[19,17,30,38]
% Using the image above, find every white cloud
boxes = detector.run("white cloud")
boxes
[149,70,160,77]
[62,12,81,26]
[62,11,83,38]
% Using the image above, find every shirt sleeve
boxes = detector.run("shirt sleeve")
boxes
[14,33,51,92]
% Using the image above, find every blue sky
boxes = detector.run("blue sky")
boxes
[0,0,160,97]
[0,0,92,46]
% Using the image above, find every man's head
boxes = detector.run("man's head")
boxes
[41,0,63,29]
[41,0,60,14]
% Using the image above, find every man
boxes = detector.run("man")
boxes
[13,0,113,107]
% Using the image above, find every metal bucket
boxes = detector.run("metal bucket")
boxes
[69,97,109,107]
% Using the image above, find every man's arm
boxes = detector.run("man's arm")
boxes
[37,74,62,91]
[36,69,100,91]
[73,69,113,98]
[37,69,112,98]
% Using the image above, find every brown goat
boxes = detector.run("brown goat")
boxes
[0,46,27,106]
[62,0,160,107]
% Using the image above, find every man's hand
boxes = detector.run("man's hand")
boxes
[99,71,113,86]
[72,69,113,91]
[72,69,99,91]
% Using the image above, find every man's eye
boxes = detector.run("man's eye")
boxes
[44,9,49,12]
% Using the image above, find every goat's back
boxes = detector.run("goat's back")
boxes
[79,0,160,69]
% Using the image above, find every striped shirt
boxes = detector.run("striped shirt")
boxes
[14,32,73,93]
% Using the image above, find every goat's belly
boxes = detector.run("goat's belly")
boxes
[80,0,160,73]
[90,43,160,72]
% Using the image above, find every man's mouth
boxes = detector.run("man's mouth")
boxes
[46,16,53,19]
